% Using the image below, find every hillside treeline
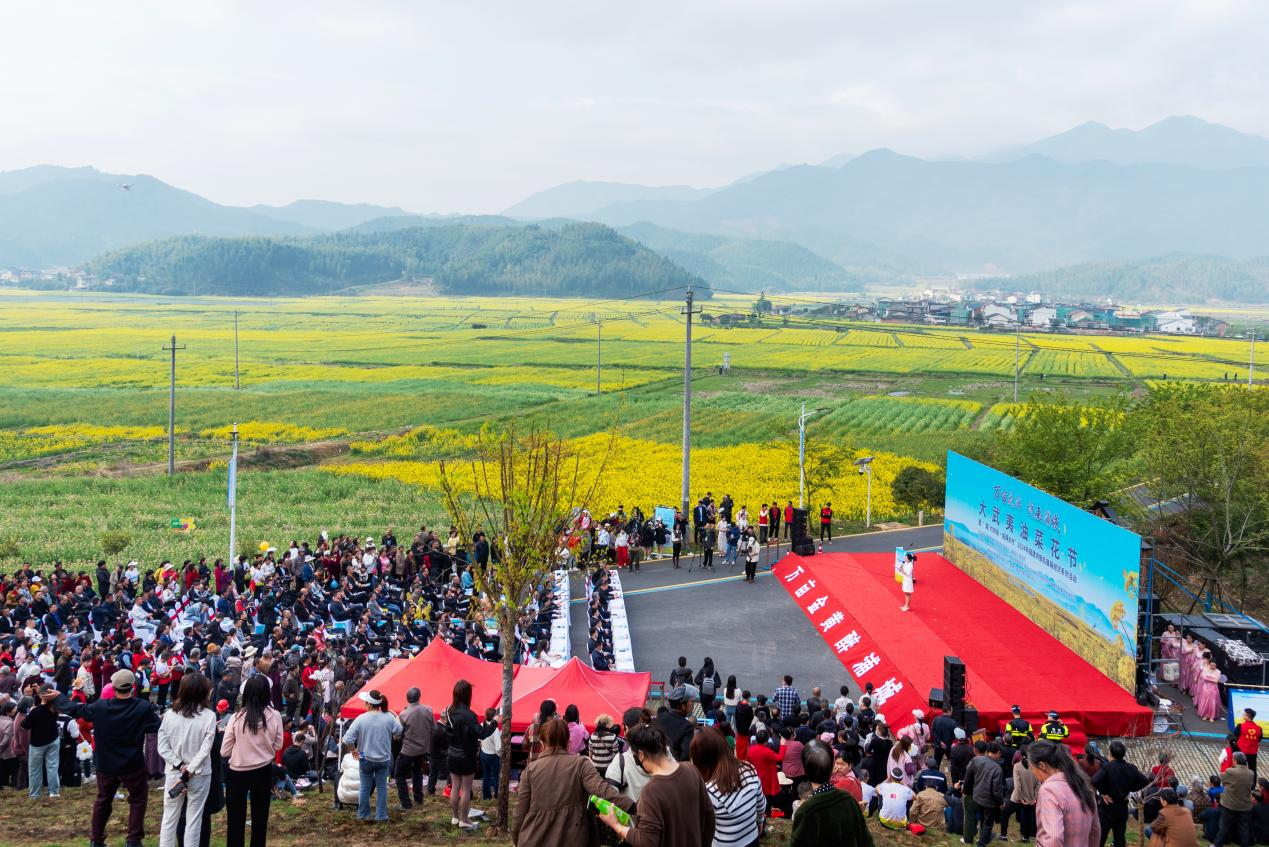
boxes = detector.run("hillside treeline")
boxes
[87,223,707,298]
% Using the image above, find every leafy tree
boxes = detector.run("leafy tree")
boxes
[438,425,610,829]
[1132,383,1269,607]
[101,530,131,558]
[891,465,946,514]
[0,534,19,560]
[992,393,1138,507]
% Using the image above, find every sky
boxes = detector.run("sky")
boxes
[3,1,1268,213]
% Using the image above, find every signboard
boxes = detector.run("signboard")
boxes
[1228,687,1269,733]
[654,506,676,528]
[943,451,1141,690]
[775,556,929,725]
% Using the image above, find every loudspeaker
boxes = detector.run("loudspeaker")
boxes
[792,539,816,556]
[790,508,809,543]
[928,687,944,710]
[958,707,979,735]
[944,656,966,712]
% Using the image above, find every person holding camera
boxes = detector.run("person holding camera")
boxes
[157,673,217,847]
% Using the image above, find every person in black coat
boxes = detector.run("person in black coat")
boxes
[657,689,695,762]
[1092,740,1150,847]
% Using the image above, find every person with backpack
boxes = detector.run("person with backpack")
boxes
[606,707,654,807]
[669,657,694,689]
[740,528,761,583]
[696,658,722,714]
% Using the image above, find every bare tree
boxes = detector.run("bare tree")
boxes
[439,425,609,828]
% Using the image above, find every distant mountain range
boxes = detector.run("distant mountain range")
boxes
[249,199,409,231]
[500,116,1269,297]
[0,166,405,267]
[983,115,1269,170]
[5,116,1269,303]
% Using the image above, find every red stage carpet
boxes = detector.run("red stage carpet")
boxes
[780,552,1151,737]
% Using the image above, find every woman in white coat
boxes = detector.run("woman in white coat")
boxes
[157,673,217,847]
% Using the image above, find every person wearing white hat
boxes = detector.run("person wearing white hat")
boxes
[899,708,932,771]
[341,689,402,822]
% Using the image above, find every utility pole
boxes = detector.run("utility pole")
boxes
[1250,329,1257,387]
[163,334,186,476]
[228,423,238,567]
[797,403,823,509]
[234,311,240,390]
[596,319,602,396]
[680,288,701,516]
[1013,326,1020,403]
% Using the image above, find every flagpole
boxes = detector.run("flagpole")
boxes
[228,422,238,569]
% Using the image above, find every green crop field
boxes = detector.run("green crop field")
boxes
[0,288,1254,566]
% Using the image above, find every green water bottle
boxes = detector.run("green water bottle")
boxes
[590,794,631,827]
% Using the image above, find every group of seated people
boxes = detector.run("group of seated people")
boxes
[584,570,616,671]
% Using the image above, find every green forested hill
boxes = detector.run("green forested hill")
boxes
[973,254,1269,303]
[86,222,707,298]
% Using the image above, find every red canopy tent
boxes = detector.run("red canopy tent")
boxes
[337,658,412,718]
[339,639,506,718]
[508,657,651,732]
[340,643,651,730]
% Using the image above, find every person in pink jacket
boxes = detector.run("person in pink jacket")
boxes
[1029,739,1102,847]
[221,676,283,847]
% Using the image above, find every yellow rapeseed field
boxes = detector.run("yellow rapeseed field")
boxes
[328,433,935,521]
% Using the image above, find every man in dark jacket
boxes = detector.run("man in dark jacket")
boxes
[930,711,959,769]
[1093,740,1150,847]
[965,741,1005,847]
[1218,753,1256,847]
[658,687,695,762]
[791,741,872,847]
[948,728,974,784]
[58,669,161,847]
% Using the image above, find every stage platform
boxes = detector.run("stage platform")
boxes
[779,551,1152,737]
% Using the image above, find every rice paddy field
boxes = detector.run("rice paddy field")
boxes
[0,288,1257,566]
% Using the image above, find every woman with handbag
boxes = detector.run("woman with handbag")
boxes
[512,717,633,846]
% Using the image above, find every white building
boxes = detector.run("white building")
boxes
[1028,306,1057,328]
[1155,310,1196,334]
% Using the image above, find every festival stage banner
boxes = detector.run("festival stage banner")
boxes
[774,556,929,724]
[943,451,1141,690]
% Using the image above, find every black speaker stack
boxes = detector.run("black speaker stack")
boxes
[944,655,966,719]
[790,507,815,555]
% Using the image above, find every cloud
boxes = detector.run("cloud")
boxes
[0,1,1266,212]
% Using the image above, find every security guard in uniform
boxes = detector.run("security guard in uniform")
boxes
[1039,710,1069,743]
[1005,704,1034,749]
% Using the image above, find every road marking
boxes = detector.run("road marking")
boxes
[570,569,773,602]
[569,545,945,603]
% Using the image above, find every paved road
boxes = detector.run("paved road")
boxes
[569,524,943,699]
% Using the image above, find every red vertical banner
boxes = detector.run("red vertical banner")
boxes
[774,555,929,726]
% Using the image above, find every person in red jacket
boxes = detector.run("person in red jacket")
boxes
[783,502,795,540]
[820,503,834,542]
[746,727,784,816]
[1237,709,1264,777]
